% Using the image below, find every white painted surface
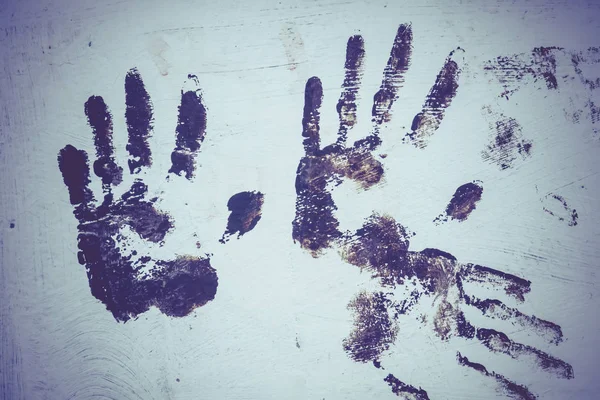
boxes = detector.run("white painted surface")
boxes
[1,0,599,399]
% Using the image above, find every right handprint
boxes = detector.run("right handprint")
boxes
[292,24,576,399]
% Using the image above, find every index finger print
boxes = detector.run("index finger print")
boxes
[169,75,207,180]
[85,96,123,188]
[336,35,365,145]
[302,76,323,156]
[58,145,95,208]
[372,24,413,128]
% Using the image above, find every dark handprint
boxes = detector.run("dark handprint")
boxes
[292,25,572,399]
[58,70,263,322]
[292,24,462,256]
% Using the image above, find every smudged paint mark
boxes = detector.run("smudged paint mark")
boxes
[484,47,562,99]
[384,374,430,399]
[434,181,483,224]
[279,22,306,71]
[343,291,398,363]
[481,106,532,170]
[405,48,464,148]
[169,75,207,179]
[457,352,537,400]
[220,191,264,243]
[125,68,154,174]
[9,222,15,229]
[542,193,578,226]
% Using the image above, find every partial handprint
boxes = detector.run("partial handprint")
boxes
[58,70,263,322]
[292,25,572,399]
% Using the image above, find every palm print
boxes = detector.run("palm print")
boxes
[292,24,573,399]
[58,71,263,322]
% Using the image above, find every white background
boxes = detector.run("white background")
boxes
[1,0,599,399]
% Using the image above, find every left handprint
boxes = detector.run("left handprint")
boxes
[58,70,262,322]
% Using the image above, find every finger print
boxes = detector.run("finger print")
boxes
[301,76,324,156]
[336,35,365,146]
[384,374,430,400]
[405,48,464,148]
[481,106,533,170]
[169,75,208,179]
[457,352,538,400]
[125,68,154,173]
[474,328,574,379]
[433,180,483,224]
[461,295,564,345]
[458,263,531,302]
[371,24,413,129]
[58,145,95,207]
[220,191,265,243]
[85,95,123,188]
[343,291,398,363]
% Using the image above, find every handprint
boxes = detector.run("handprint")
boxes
[292,25,572,399]
[58,70,263,322]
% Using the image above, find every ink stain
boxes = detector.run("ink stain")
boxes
[481,106,532,170]
[434,181,483,224]
[542,193,578,226]
[220,191,264,243]
[405,48,464,148]
[88,41,92,47]
[9,222,15,229]
[484,47,562,98]
[384,374,430,399]
[343,291,398,363]
[457,352,537,400]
